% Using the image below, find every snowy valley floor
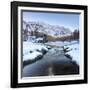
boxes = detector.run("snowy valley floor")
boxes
[22,41,80,77]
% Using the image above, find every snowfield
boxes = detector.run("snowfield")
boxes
[23,40,80,65]
[65,42,80,65]
[46,41,79,47]
[23,51,42,61]
[23,41,48,61]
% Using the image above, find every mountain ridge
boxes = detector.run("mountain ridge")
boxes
[23,21,72,37]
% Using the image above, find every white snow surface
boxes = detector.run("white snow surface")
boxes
[23,41,48,61]
[23,51,42,61]
[23,40,80,65]
[65,42,80,65]
[46,41,78,47]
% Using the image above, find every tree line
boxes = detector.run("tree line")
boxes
[56,29,79,42]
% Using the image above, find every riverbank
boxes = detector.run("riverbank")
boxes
[22,43,79,77]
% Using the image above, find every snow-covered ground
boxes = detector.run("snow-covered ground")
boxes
[46,41,79,47]
[23,51,42,61]
[65,42,80,65]
[23,41,48,61]
[23,40,80,65]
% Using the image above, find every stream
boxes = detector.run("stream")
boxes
[22,47,79,77]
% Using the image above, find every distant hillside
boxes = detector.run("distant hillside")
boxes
[23,21,72,37]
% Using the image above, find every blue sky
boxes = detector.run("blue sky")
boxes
[23,11,80,32]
